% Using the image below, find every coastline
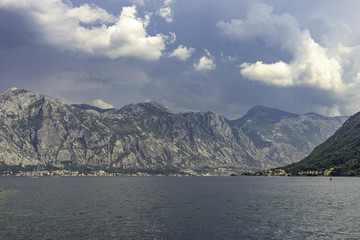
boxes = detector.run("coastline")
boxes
[0,169,241,177]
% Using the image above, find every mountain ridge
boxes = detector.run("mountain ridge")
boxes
[280,111,360,176]
[231,105,348,165]
[0,88,347,175]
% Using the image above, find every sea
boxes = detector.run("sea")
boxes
[0,176,359,239]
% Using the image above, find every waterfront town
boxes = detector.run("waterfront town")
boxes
[1,167,242,177]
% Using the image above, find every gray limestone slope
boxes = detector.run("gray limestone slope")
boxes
[230,105,348,166]
[0,88,115,167]
[0,88,271,172]
[0,88,347,172]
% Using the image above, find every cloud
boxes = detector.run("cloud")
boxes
[318,105,341,117]
[93,99,114,109]
[169,45,194,61]
[167,32,177,44]
[217,3,343,91]
[194,49,216,71]
[240,61,292,86]
[194,56,216,72]
[129,0,146,6]
[0,0,167,60]
[157,0,174,23]
[66,4,116,24]
[220,52,237,62]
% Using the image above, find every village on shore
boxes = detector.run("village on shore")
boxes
[239,168,335,176]
[1,167,244,177]
[0,167,337,177]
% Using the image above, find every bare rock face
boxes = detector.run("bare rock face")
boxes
[230,105,348,166]
[0,88,347,172]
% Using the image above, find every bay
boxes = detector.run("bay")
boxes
[0,176,360,239]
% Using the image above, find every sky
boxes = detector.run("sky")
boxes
[1,0,360,119]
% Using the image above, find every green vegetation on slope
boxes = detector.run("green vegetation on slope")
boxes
[283,112,360,176]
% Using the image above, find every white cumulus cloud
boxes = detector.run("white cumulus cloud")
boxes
[157,0,174,23]
[240,61,293,86]
[194,56,216,72]
[0,0,167,60]
[93,99,114,109]
[194,49,216,72]
[66,4,116,24]
[169,45,194,61]
[217,3,344,91]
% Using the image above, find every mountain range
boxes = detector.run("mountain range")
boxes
[0,88,347,175]
[281,111,360,176]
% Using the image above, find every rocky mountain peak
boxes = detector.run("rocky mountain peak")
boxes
[0,88,43,113]
[246,105,298,120]
[0,88,73,115]
[118,102,175,116]
[229,105,298,129]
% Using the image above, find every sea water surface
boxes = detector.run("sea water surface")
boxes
[0,176,360,239]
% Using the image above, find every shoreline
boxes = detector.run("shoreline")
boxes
[0,168,245,177]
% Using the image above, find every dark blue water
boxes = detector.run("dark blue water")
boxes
[0,176,359,239]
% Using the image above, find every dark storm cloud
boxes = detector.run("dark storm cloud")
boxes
[0,9,35,50]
